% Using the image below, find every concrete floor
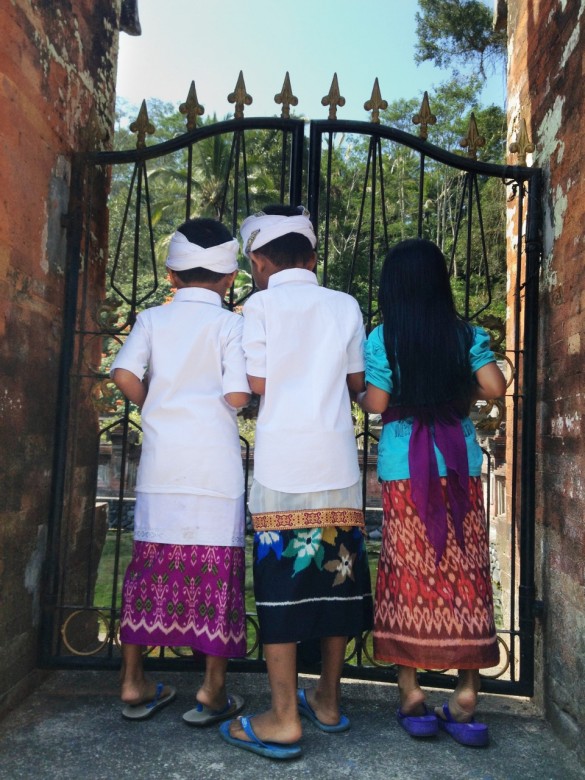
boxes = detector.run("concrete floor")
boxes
[0,670,583,780]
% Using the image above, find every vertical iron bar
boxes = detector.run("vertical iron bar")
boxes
[448,172,468,289]
[518,170,542,695]
[348,138,373,294]
[131,164,143,318]
[307,122,322,235]
[280,131,288,203]
[219,133,237,221]
[107,404,132,653]
[228,130,246,310]
[417,154,426,238]
[232,133,241,224]
[110,164,138,300]
[472,174,492,313]
[464,175,474,319]
[141,161,159,303]
[41,155,86,662]
[240,436,250,514]
[376,137,389,255]
[289,122,304,207]
[367,138,378,329]
[509,181,525,681]
[186,144,193,221]
[322,133,334,289]
[361,136,379,504]
[80,167,99,606]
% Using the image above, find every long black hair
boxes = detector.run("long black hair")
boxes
[378,238,474,420]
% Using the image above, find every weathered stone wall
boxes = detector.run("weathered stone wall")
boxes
[0,0,120,712]
[507,0,585,759]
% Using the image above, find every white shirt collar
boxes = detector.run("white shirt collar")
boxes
[268,268,318,289]
[173,287,222,306]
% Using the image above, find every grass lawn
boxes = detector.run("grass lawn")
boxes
[94,531,134,609]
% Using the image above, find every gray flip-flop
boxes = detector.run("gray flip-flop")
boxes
[122,683,177,721]
[182,693,245,726]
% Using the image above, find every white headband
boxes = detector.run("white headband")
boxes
[240,211,317,257]
[165,231,239,273]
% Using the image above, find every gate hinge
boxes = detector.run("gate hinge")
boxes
[532,599,545,619]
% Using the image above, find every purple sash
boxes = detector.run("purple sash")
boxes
[381,406,470,564]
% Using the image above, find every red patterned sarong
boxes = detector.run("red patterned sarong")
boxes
[374,477,499,670]
[120,542,246,657]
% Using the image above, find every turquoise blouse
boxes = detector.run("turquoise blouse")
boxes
[364,324,496,481]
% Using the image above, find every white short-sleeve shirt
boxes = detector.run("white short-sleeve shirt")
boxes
[111,287,249,500]
[242,268,365,493]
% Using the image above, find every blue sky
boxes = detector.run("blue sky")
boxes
[116,0,505,121]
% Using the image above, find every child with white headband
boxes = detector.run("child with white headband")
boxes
[220,205,373,760]
[110,217,250,724]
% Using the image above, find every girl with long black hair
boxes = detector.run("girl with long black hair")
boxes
[359,238,506,747]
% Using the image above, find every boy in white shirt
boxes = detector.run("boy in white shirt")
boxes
[111,218,250,724]
[220,206,373,760]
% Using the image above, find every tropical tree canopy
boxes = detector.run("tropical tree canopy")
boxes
[415,0,506,77]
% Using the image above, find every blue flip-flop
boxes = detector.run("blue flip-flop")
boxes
[396,704,439,737]
[437,703,489,747]
[219,717,302,760]
[121,682,177,721]
[297,688,351,733]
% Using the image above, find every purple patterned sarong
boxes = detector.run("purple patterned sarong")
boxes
[120,541,246,657]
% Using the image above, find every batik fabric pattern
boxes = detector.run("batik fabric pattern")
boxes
[253,524,373,644]
[120,541,246,657]
[374,477,499,670]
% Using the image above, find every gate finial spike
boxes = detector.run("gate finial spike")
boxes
[412,91,437,140]
[509,118,535,165]
[228,71,253,119]
[180,81,205,131]
[321,73,345,120]
[364,78,387,124]
[129,100,155,148]
[274,72,298,119]
[459,112,485,159]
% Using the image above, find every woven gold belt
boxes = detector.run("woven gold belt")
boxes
[252,507,364,532]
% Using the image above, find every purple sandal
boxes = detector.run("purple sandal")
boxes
[437,703,489,747]
[396,705,438,737]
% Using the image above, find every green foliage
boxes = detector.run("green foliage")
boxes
[382,85,506,319]
[105,79,507,367]
[415,0,506,78]
[237,415,256,447]
[307,80,507,324]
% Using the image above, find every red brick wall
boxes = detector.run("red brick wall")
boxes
[0,1,119,711]
[507,0,585,757]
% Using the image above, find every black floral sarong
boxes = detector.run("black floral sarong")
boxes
[253,525,373,644]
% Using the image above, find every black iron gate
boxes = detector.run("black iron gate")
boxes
[41,86,542,697]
